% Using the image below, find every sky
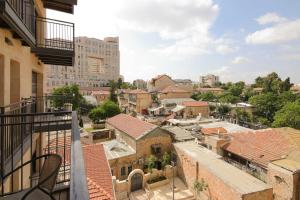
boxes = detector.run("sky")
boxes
[47,0,300,84]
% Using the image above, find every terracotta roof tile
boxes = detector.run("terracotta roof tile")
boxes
[201,127,227,135]
[222,129,290,168]
[182,101,209,107]
[83,144,114,200]
[128,89,149,94]
[106,114,157,139]
[160,85,189,93]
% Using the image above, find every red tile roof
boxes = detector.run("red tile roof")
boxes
[46,138,114,199]
[201,127,227,135]
[106,114,157,139]
[152,74,171,82]
[160,85,189,93]
[83,144,114,200]
[182,101,209,107]
[222,129,290,168]
[128,89,149,94]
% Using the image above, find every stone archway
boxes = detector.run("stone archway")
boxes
[127,169,145,193]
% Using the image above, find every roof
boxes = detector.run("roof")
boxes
[162,126,194,142]
[128,89,149,94]
[201,127,227,135]
[83,144,114,200]
[151,74,171,82]
[200,121,252,133]
[182,101,209,107]
[106,114,157,139]
[174,142,271,195]
[91,91,110,95]
[171,105,186,112]
[161,98,195,105]
[198,88,224,92]
[160,85,189,93]
[223,129,291,168]
[102,140,136,160]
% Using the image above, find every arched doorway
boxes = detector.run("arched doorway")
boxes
[131,173,143,192]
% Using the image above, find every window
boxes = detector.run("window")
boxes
[128,165,132,174]
[151,144,161,154]
[121,167,126,176]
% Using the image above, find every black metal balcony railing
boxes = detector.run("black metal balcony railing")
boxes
[5,0,36,35]
[35,17,74,51]
[1,0,75,65]
[0,98,89,199]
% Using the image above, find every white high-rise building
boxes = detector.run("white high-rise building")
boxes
[45,36,120,93]
[199,74,220,87]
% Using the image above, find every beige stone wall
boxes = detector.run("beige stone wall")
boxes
[148,76,175,92]
[184,106,209,118]
[0,30,44,106]
[159,91,192,100]
[267,163,299,200]
[136,93,152,113]
[136,129,172,159]
[175,146,273,200]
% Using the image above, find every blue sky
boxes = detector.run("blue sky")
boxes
[48,0,300,84]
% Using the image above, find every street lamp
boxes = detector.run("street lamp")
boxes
[171,160,175,200]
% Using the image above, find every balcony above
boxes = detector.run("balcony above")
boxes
[43,0,78,14]
[0,0,75,66]
[0,0,36,46]
[31,17,75,66]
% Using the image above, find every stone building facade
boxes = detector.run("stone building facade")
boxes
[45,36,120,93]
[105,114,172,181]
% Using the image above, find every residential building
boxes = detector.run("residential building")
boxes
[199,74,220,87]
[174,141,273,200]
[147,74,175,92]
[104,114,172,181]
[45,36,120,93]
[198,87,224,94]
[127,89,152,114]
[291,84,300,94]
[91,90,110,104]
[133,79,147,90]
[222,128,300,199]
[182,101,210,118]
[174,79,193,92]
[158,85,192,100]
[0,1,99,199]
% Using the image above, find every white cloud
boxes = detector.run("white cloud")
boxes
[256,12,287,25]
[246,19,300,44]
[232,56,250,64]
[216,45,237,54]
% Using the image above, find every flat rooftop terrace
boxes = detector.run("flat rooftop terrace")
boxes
[102,140,136,160]
[174,141,271,195]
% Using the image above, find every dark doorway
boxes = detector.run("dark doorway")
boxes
[131,173,143,192]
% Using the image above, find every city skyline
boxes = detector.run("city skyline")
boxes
[47,0,300,83]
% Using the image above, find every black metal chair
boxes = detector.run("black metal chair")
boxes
[1,154,62,200]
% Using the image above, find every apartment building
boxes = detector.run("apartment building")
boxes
[0,1,106,199]
[45,36,120,93]
[199,74,220,87]
[133,79,147,90]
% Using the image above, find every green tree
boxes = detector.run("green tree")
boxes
[117,78,123,89]
[199,92,217,102]
[218,93,239,104]
[272,101,300,129]
[162,152,171,168]
[280,77,293,92]
[109,80,118,103]
[193,179,208,200]
[52,84,83,110]
[249,93,280,123]
[235,108,252,123]
[88,100,120,123]
[148,155,157,182]
[228,81,245,97]
[217,104,231,116]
